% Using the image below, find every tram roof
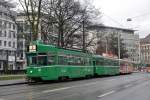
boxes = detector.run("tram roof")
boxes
[29,40,92,56]
[93,55,119,60]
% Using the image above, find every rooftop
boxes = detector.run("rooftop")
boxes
[87,25,137,32]
[0,0,15,8]
[140,34,150,44]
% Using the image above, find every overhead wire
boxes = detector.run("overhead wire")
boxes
[102,12,125,27]
[128,12,150,19]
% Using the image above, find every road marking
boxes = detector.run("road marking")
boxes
[42,87,72,93]
[42,82,98,93]
[28,93,33,100]
[125,84,132,88]
[97,91,115,98]
[107,79,116,81]
[78,82,97,86]
[42,76,129,94]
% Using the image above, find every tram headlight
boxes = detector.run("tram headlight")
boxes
[38,69,41,72]
[30,70,33,73]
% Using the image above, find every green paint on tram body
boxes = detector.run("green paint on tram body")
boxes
[26,41,120,81]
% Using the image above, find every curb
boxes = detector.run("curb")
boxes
[0,76,26,81]
[0,82,27,87]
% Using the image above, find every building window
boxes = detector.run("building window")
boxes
[0,20,2,27]
[13,24,15,30]
[4,21,7,29]
[13,32,16,38]
[4,41,6,46]
[9,31,11,38]
[8,41,11,47]
[4,30,7,37]
[9,22,11,28]
[0,40,1,46]
[17,21,24,32]
[13,42,15,48]
[0,12,2,17]
[8,51,11,55]
[0,30,2,37]
[0,62,1,69]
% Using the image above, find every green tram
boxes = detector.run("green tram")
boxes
[93,55,119,76]
[26,41,120,82]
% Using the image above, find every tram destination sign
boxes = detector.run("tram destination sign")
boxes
[29,45,37,52]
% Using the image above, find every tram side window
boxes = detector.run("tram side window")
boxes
[100,59,104,65]
[111,60,116,66]
[58,54,89,66]
[86,58,90,65]
[58,56,67,65]
[114,61,119,66]
[107,59,112,66]
[79,57,87,66]
[111,60,115,66]
[113,61,116,66]
[38,56,47,65]
[76,57,82,65]
[109,60,113,66]
[102,59,106,66]
[73,57,78,65]
[67,55,86,66]
[80,57,85,65]
[64,56,68,65]
[85,58,90,66]
[68,56,74,65]
[67,55,82,66]
[89,59,93,65]
[96,58,104,66]
[28,56,37,65]
[73,57,83,66]
[48,55,55,65]
[103,59,108,66]
[58,56,63,65]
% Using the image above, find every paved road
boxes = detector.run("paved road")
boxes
[0,73,150,100]
[0,79,25,86]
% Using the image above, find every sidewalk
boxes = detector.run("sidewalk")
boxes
[0,74,25,77]
[0,74,25,80]
[0,74,26,86]
[0,79,26,86]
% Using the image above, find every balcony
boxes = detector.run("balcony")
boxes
[16,57,25,63]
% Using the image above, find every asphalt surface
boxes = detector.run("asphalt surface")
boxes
[0,79,26,86]
[0,73,150,100]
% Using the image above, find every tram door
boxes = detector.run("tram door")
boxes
[93,60,96,75]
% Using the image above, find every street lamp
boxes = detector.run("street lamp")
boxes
[105,36,108,54]
[127,18,132,21]
[126,18,141,64]
[118,32,120,66]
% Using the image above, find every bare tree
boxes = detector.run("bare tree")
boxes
[96,31,128,58]
[41,0,101,49]
[109,32,128,58]
[18,0,101,53]
[19,0,42,41]
[95,30,107,54]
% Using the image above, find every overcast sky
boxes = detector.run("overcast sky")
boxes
[93,0,150,38]
[12,0,150,38]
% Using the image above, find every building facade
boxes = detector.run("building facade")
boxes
[140,34,150,65]
[87,25,140,63]
[15,13,31,70]
[0,0,17,70]
[16,13,43,69]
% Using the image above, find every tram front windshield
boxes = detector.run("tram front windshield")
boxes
[27,53,47,66]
